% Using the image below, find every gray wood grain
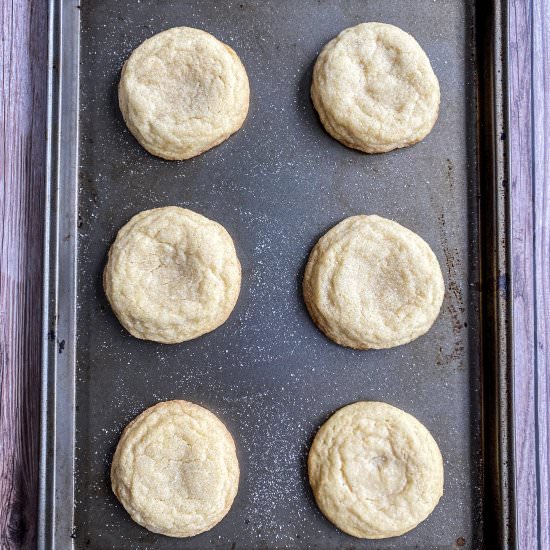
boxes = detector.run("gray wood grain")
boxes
[531,1,550,547]
[0,0,47,548]
[510,0,550,548]
[0,0,547,548]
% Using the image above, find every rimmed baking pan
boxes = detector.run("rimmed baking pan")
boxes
[39,1,514,548]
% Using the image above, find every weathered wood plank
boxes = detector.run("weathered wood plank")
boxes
[509,0,537,547]
[0,1,47,548]
[531,0,550,547]
[510,0,550,548]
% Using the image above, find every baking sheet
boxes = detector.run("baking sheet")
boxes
[39,1,514,548]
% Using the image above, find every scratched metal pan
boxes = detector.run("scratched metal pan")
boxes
[39,0,514,548]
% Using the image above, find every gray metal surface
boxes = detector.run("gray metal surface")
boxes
[39,1,80,547]
[40,0,511,548]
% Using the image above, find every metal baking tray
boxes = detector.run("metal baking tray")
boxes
[39,0,514,548]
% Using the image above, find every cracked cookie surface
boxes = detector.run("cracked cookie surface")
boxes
[308,401,444,539]
[111,400,239,537]
[104,206,241,343]
[303,215,444,349]
[119,27,249,160]
[311,23,440,153]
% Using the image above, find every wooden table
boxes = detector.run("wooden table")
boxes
[1,1,548,548]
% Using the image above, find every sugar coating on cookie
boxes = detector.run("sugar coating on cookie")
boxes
[311,23,440,153]
[104,206,241,344]
[111,400,240,537]
[119,27,249,160]
[308,401,444,539]
[303,215,444,349]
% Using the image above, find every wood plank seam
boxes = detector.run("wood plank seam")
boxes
[532,0,549,547]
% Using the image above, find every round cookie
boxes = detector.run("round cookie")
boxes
[303,215,444,349]
[104,206,241,344]
[119,27,250,160]
[308,401,444,539]
[311,23,440,153]
[111,400,240,538]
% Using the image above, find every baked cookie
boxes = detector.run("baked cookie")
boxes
[311,23,440,153]
[111,400,239,537]
[104,206,241,344]
[308,401,444,539]
[303,215,444,349]
[119,27,249,160]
